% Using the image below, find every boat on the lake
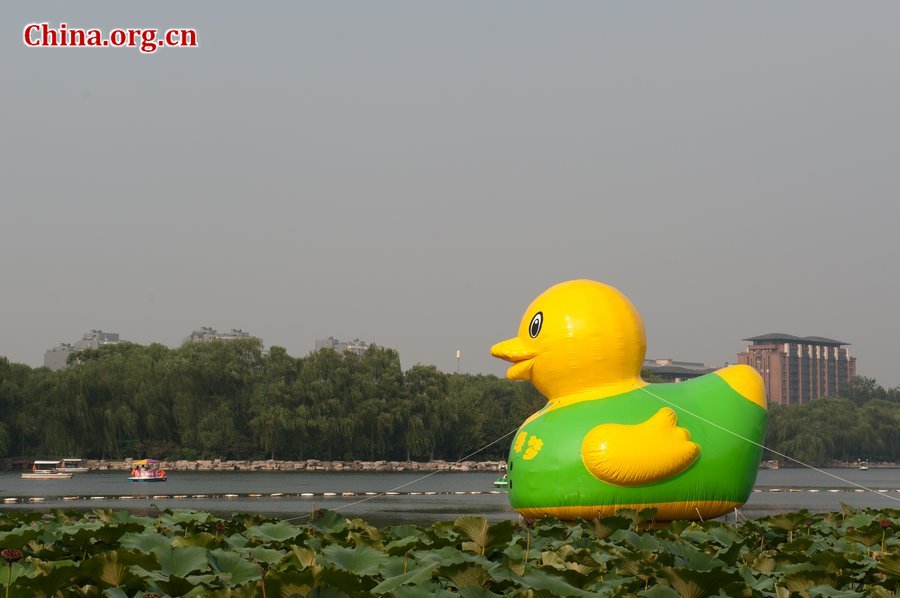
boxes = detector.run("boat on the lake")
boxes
[129,459,168,482]
[56,458,89,474]
[21,460,75,479]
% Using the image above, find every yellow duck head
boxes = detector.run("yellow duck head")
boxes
[491,280,647,402]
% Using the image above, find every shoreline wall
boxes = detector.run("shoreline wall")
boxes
[2,458,506,472]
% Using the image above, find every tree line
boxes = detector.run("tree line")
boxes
[765,376,900,466]
[0,340,544,462]
[0,340,896,465]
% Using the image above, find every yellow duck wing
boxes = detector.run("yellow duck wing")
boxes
[581,407,700,486]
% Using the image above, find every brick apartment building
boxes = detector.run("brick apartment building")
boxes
[737,333,856,406]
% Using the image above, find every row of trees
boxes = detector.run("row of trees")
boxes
[765,395,900,466]
[1,340,897,465]
[0,340,544,462]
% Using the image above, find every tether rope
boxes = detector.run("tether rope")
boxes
[283,426,519,523]
[633,384,900,506]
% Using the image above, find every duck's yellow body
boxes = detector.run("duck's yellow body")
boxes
[492,280,767,521]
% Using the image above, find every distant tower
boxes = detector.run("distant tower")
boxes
[738,334,856,406]
[456,350,461,373]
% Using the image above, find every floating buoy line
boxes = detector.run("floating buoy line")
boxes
[1,487,897,506]
[0,489,512,505]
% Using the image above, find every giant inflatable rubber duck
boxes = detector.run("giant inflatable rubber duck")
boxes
[491,280,767,521]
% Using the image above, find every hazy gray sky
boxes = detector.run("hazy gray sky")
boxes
[3,2,900,386]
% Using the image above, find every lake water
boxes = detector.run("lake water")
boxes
[1,468,897,526]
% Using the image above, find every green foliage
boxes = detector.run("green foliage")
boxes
[0,344,544,461]
[766,390,900,465]
[5,345,898,464]
[0,507,896,594]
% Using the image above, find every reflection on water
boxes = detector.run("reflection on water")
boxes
[1,468,897,526]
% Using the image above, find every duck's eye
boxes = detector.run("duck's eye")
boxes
[529,312,543,338]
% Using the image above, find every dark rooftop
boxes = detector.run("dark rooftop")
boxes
[646,365,716,376]
[743,333,849,346]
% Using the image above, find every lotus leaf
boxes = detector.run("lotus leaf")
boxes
[415,546,493,568]
[159,509,213,526]
[207,548,261,585]
[659,540,726,572]
[841,511,875,528]
[385,533,429,554]
[80,551,144,589]
[611,529,661,551]
[244,521,302,543]
[173,531,217,548]
[454,516,491,554]
[504,567,595,597]
[0,528,38,549]
[317,566,377,592]
[311,510,348,534]
[118,531,171,553]
[373,553,417,578]
[91,510,136,525]
[706,525,741,547]
[321,543,388,576]
[638,585,680,597]
[0,561,29,588]
[290,545,318,568]
[804,585,866,597]
[438,561,494,589]
[781,570,835,593]
[393,584,454,598]
[239,545,285,566]
[224,532,250,549]
[661,566,746,598]
[260,568,317,596]
[738,565,775,591]
[876,553,900,577]
[153,572,217,596]
[16,560,80,594]
[458,586,502,598]
[150,544,210,577]
[370,563,435,594]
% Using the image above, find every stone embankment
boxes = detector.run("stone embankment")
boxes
[3,459,506,473]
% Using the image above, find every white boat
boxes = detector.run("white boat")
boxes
[56,458,89,474]
[129,459,168,482]
[21,461,74,479]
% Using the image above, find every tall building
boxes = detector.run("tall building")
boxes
[43,330,123,370]
[315,337,371,356]
[737,333,856,406]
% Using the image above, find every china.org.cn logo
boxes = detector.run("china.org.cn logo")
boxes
[23,22,198,54]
